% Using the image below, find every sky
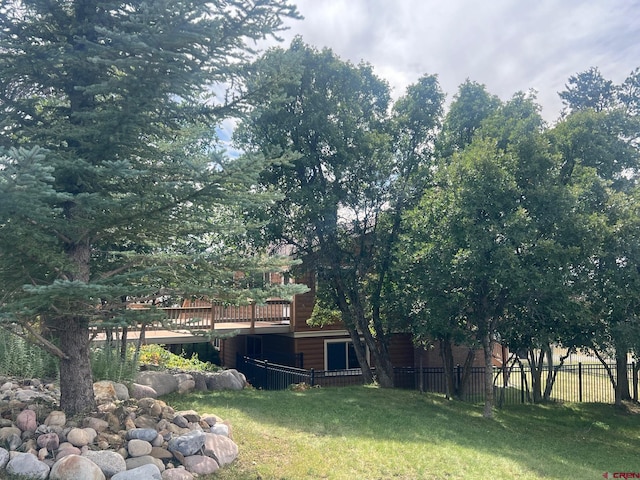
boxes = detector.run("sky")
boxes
[264,0,640,123]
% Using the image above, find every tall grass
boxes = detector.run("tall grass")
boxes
[0,330,58,379]
[90,344,139,384]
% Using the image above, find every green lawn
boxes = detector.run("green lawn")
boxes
[165,385,640,480]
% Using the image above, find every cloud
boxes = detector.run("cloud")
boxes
[272,0,640,121]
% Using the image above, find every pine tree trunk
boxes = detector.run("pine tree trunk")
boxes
[58,316,96,415]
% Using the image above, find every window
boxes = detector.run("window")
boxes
[325,340,363,370]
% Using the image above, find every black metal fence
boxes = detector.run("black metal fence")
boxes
[236,354,639,405]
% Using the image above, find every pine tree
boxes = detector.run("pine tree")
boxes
[0,0,300,415]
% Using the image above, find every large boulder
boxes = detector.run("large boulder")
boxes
[205,370,246,391]
[182,454,219,475]
[203,433,238,466]
[161,468,195,480]
[6,452,50,480]
[112,463,162,480]
[135,371,179,397]
[49,454,106,480]
[130,383,158,399]
[83,449,127,478]
[167,430,206,457]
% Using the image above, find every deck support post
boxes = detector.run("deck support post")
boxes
[250,303,256,334]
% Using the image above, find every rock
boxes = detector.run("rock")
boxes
[167,430,206,457]
[83,449,127,478]
[172,415,189,429]
[96,432,124,448]
[44,411,67,428]
[130,383,158,399]
[135,371,179,397]
[174,374,195,394]
[201,415,220,427]
[67,427,96,447]
[149,446,173,460]
[0,447,8,468]
[134,414,160,430]
[16,409,37,432]
[83,417,109,433]
[138,398,164,417]
[49,454,106,480]
[210,423,230,437]
[112,463,162,480]
[161,467,195,480]
[15,389,55,403]
[203,433,238,466]
[128,438,153,457]
[0,426,21,443]
[6,452,50,480]
[36,432,60,451]
[6,432,21,451]
[206,369,246,390]
[175,410,200,423]
[112,382,130,401]
[56,444,82,460]
[38,447,48,460]
[190,372,208,391]
[126,428,159,443]
[182,454,219,475]
[94,381,119,404]
[125,454,165,472]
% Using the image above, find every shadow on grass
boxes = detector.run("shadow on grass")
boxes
[165,386,640,479]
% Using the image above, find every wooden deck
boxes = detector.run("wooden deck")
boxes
[94,301,293,345]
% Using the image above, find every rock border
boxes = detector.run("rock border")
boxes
[0,370,246,479]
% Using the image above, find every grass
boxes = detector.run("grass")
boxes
[165,385,640,480]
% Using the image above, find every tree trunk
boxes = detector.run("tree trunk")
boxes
[440,339,455,399]
[481,330,494,419]
[58,316,96,415]
[528,348,544,403]
[371,342,395,388]
[345,325,375,384]
[615,350,631,405]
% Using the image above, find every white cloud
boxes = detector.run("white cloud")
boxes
[269,0,640,121]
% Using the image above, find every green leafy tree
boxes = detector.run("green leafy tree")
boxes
[405,92,588,416]
[552,67,640,404]
[559,66,617,114]
[237,39,444,387]
[437,79,500,157]
[0,0,300,415]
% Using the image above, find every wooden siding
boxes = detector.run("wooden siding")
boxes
[385,334,415,368]
[221,335,244,368]
[294,336,339,370]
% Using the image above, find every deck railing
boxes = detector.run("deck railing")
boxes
[130,299,291,331]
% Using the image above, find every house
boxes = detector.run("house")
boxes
[217,271,505,373]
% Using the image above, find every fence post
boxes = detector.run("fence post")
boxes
[520,365,525,404]
[578,362,583,403]
[633,362,638,402]
[310,368,315,387]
